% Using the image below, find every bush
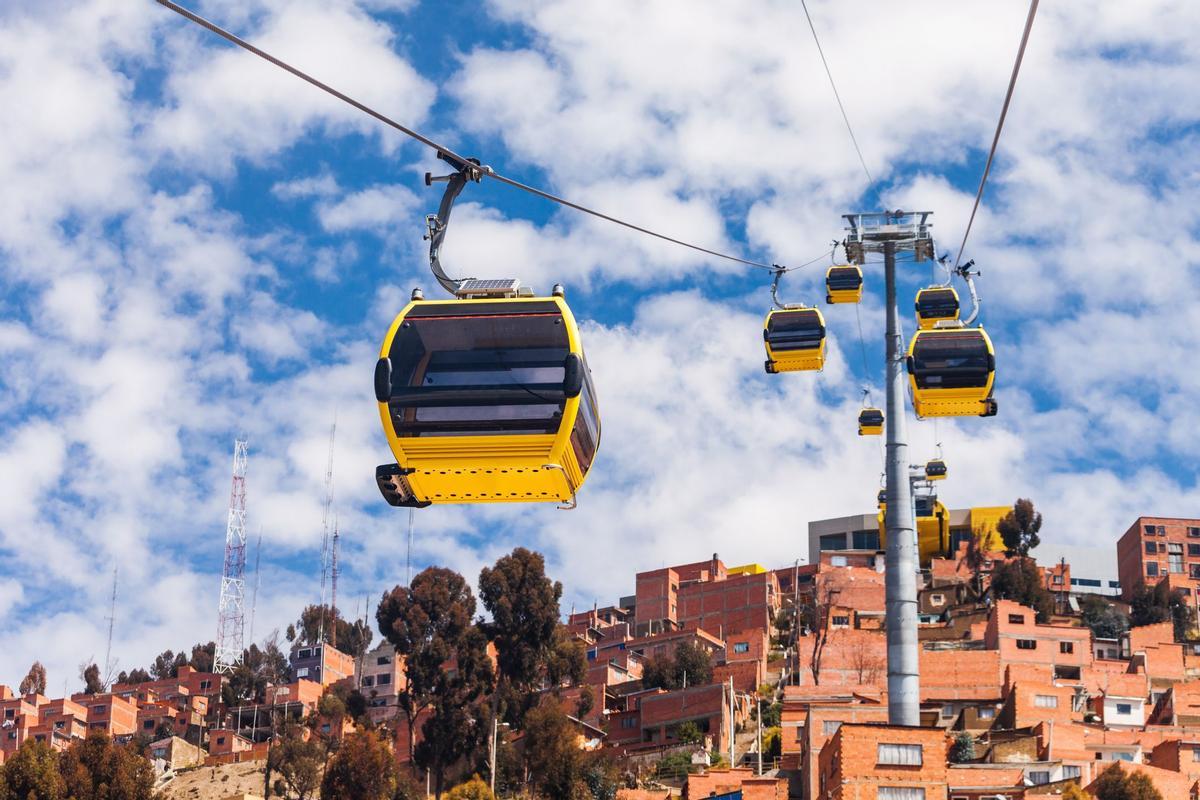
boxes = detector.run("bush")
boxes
[445,775,494,800]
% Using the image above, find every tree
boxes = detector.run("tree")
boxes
[848,637,885,685]
[414,624,494,798]
[1131,580,1197,640]
[149,650,182,680]
[949,732,976,763]
[80,663,103,695]
[320,729,396,800]
[18,662,47,696]
[990,559,1054,623]
[1061,784,1092,800]
[1080,596,1130,640]
[799,583,842,685]
[478,548,567,723]
[228,638,292,705]
[59,732,156,800]
[521,700,590,800]
[1094,762,1163,800]
[267,723,324,800]
[675,721,702,745]
[114,668,151,686]
[376,566,482,783]
[641,641,714,691]
[292,604,373,658]
[0,740,66,800]
[997,498,1042,557]
[445,776,495,800]
[187,641,216,673]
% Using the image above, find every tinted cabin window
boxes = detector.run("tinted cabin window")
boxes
[911,332,991,388]
[387,309,570,437]
[766,311,824,351]
[827,268,862,290]
[570,365,600,473]
[916,289,958,319]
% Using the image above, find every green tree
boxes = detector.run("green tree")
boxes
[149,650,182,680]
[522,700,590,800]
[80,663,103,695]
[228,636,292,705]
[762,726,782,760]
[291,604,374,658]
[1130,580,1197,640]
[445,776,495,800]
[1094,761,1163,800]
[0,740,66,800]
[18,662,47,696]
[997,498,1042,557]
[949,732,976,763]
[479,548,575,724]
[377,567,484,787]
[114,668,151,686]
[1080,596,1130,640]
[675,721,702,744]
[990,559,1054,623]
[188,642,216,673]
[1061,783,1092,800]
[320,729,396,800]
[59,732,156,800]
[267,723,324,800]
[641,641,714,690]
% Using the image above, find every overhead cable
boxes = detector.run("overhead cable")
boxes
[799,0,884,209]
[953,0,1040,268]
[155,0,825,274]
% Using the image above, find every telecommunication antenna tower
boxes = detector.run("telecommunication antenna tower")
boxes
[248,529,262,647]
[329,521,340,649]
[215,438,249,674]
[843,210,934,726]
[318,420,336,643]
[103,566,118,689]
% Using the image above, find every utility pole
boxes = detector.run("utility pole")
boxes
[844,211,933,726]
[727,676,735,767]
[756,695,763,775]
[489,714,498,795]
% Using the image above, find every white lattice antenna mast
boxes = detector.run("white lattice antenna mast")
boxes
[248,528,262,648]
[318,419,336,643]
[330,519,340,650]
[215,438,249,674]
[103,566,118,689]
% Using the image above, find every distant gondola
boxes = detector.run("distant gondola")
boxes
[825,265,864,304]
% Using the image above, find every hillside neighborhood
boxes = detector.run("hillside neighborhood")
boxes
[1,506,1198,799]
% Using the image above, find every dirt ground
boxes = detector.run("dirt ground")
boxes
[158,760,267,800]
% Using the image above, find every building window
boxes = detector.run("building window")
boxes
[1191,749,1200,762]
[1189,544,1200,557]
[143,721,154,730]
[733,642,750,654]
[1114,752,1134,762]
[376,656,391,665]
[1008,614,1025,625]
[298,649,311,660]
[1034,695,1058,708]
[1115,703,1132,715]
[877,744,923,766]
[1029,771,1050,785]
[819,533,847,552]
[361,676,374,687]
[376,674,391,686]
[1145,541,1157,554]
[1061,642,1074,654]
[878,789,925,800]
[1158,525,1167,535]
[1016,639,1037,650]
[978,707,995,720]
[1191,565,1200,579]
[1063,765,1081,779]
[1145,524,1156,536]
[1147,563,1159,577]
[295,668,309,678]
[216,737,226,745]
[1053,576,1063,585]
[831,616,850,627]
[822,720,842,736]
[1189,527,1200,538]
[830,556,848,568]
[621,717,636,729]
[852,530,880,550]
[930,594,945,607]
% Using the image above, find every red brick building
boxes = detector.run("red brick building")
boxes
[816,723,949,800]
[1116,516,1200,602]
[634,555,780,638]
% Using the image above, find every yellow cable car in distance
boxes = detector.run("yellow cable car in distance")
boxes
[825,265,863,304]
[905,326,997,418]
[374,289,599,507]
[914,286,960,330]
[925,459,947,480]
[858,407,884,436]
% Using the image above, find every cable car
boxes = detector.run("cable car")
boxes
[905,327,997,418]
[858,407,884,436]
[374,289,600,507]
[763,307,826,373]
[925,459,947,480]
[825,265,863,304]
[914,287,960,329]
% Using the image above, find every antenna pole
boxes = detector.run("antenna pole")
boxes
[318,419,336,643]
[248,529,262,647]
[103,567,118,689]
[216,438,249,674]
[330,522,340,649]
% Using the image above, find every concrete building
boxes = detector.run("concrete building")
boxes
[357,641,405,723]
[289,643,355,687]
[1116,516,1200,603]
[1036,542,1121,598]
[808,505,1009,567]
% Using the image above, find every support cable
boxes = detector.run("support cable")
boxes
[799,0,884,209]
[156,0,826,274]
[953,0,1040,268]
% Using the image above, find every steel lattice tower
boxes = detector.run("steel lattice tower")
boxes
[215,438,249,674]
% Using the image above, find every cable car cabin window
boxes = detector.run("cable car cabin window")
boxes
[387,312,570,437]
[766,311,824,351]
[570,366,600,473]
[916,290,959,319]
[911,333,991,389]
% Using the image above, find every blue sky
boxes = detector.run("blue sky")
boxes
[1,0,1199,689]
